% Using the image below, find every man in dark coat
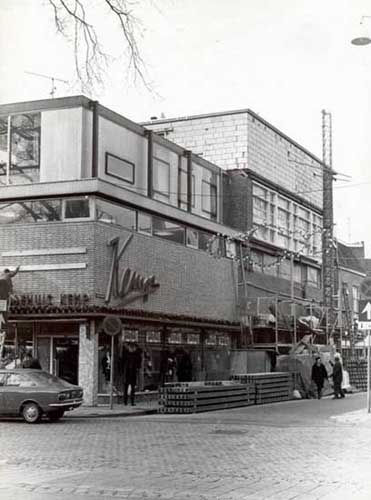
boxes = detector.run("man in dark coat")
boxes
[332,355,345,399]
[122,343,142,406]
[311,357,328,399]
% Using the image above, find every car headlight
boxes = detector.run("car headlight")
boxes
[58,392,69,401]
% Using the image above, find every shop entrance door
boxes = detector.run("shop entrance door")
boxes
[37,336,79,385]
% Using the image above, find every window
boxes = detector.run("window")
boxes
[186,228,199,249]
[6,373,35,387]
[105,153,135,184]
[153,157,170,197]
[0,200,62,224]
[307,266,320,287]
[352,286,360,314]
[226,240,237,259]
[64,198,90,219]
[152,216,185,244]
[95,198,136,230]
[199,231,216,252]
[138,212,152,234]
[201,179,217,218]
[0,113,41,185]
[0,372,7,386]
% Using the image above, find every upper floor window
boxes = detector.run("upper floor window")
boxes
[352,285,360,314]
[105,152,135,184]
[201,178,217,219]
[153,156,170,198]
[0,113,41,185]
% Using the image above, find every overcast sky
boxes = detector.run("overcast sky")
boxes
[1,0,371,255]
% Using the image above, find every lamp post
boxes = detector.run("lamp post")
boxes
[351,18,371,412]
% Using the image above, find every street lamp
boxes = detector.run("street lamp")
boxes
[351,16,371,46]
[351,20,371,413]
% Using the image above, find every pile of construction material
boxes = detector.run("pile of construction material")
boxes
[231,372,293,404]
[158,381,251,414]
[346,359,368,391]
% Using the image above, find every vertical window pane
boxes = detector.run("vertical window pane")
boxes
[0,116,8,182]
[138,212,152,234]
[10,113,41,184]
[153,157,170,197]
[186,228,199,248]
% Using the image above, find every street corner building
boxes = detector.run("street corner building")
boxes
[0,96,338,405]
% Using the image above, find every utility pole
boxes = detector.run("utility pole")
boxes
[322,110,336,340]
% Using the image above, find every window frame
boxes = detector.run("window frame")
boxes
[62,197,93,221]
[105,152,135,185]
[153,156,171,198]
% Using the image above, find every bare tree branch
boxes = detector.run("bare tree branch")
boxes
[46,0,152,93]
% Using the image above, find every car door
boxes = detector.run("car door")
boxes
[2,373,30,415]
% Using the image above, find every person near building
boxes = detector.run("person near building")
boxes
[122,342,142,406]
[311,357,328,400]
[22,353,42,369]
[331,355,345,399]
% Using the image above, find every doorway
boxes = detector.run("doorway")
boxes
[37,336,79,385]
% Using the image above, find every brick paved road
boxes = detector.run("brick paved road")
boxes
[1,393,371,500]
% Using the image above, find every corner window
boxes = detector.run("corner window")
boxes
[95,198,136,230]
[64,198,91,219]
[153,216,185,244]
[138,212,152,235]
[105,152,135,184]
[153,157,170,198]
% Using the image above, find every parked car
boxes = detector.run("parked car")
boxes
[0,369,83,423]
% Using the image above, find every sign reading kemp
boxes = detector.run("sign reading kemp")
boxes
[105,235,160,305]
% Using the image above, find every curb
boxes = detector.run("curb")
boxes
[66,408,158,419]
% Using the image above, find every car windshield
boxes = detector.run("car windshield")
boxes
[27,371,72,387]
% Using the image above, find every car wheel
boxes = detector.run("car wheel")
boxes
[48,410,64,422]
[21,402,41,424]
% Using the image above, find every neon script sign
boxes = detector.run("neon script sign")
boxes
[105,234,159,304]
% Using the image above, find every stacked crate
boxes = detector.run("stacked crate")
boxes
[231,372,293,405]
[159,381,251,414]
[346,360,368,391]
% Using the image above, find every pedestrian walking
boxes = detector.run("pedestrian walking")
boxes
[331,355,345,399]
[311,356,328,399]
[122,342,142,406]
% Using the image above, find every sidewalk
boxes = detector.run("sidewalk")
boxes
[66,400,159,419]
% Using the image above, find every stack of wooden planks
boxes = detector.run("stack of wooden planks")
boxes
[159,381,251,414]
[231,372,293,405]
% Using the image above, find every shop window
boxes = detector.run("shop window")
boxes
[64,198,91,219]
[95,198,136,230]
[186,228,199,249]
[152,216,185,244]
[138,212,152,235]
[199,231,217,253]
[105,152,135,184]
[153,156,170,198]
